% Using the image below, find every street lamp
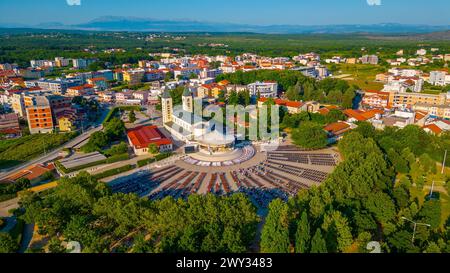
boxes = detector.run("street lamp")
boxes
[401,217,431,243]
[430,180,446,200]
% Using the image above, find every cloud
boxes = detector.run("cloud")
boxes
[66,0,81,6]
[367,0,381,6]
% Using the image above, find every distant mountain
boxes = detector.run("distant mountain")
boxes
[1,17,449,34]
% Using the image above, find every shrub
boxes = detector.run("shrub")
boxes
[93,165,136,180]
[106,153,130,164]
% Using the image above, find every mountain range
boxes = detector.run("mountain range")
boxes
[2,16,450,34]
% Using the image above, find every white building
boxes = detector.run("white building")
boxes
[247,81,278,98]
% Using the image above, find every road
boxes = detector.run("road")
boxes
[0,126,103,181]
[0,106,110,181]
[0,197,19,217]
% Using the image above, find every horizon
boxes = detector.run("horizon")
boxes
[1,0,449,27]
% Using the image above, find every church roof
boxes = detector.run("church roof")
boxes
[161,87,171,99]
[183,87,192,97]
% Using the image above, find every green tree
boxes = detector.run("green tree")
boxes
[104,117,126,140]
[128,110,137,123]
[291,122,328,149]
[364,192,397,224]
[342,87,356,109]
[310,229,327,253]
[418,200,441,229]
[148,143,159,155]
[294,211,310,253]
[260,199,291,253]
[0,233,18,253]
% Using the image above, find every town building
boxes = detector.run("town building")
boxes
[362,90,390,109]
[127,125,173,155]
[247,81,278,98]
[0,113,21,138]
[123,69,145,85]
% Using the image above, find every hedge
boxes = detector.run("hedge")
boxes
[105,153,130,164]
[137,153,173,167]
[0,193,17,202]
[93,164,136,180]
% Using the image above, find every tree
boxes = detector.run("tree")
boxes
[364,192,396,224]
[419,153,437,174]
[82,131,109,153]
[322,211,353,252]
[104,117,126,140]
[48,237,65,253]
[238,90,251,106]
[294,211,310,253]
[128,110,137,123]
[260,199,291,253]
[425,242,441,253]
[325,109,346,124]
[105,142,128,156]
[388,230,418,253]
[0,233,18,253]
[354,122,376,139]
[342,87,356,109]
[148,143,159,155]
[291,122,328,149]
[418,200,441,229]
[310,229,327,253]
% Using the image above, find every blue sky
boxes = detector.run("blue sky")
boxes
[0,0,449,26]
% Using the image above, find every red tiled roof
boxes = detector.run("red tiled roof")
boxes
[344,109,383,122]
[324,122,351,135]
[89,77,106,82]
[259,98,303,108]
[5,164,54,182]
[423,124,443,135]
[127,125,172,149]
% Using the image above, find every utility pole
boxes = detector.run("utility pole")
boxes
[401,217,431,243]
[441,150,447,175]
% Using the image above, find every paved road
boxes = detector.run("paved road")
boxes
[0,126,103,180]
[19,223,34,253]
[0,216,17,233]
[0,107,110,181]
[0,197,19,217]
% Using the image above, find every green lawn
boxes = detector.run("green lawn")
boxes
[331,64,386,90]
[0,133,77,170]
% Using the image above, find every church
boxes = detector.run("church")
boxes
[162,87,236,154]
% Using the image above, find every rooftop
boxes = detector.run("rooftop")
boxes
[127,125,172,149]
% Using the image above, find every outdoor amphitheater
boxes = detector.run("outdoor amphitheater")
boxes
[107,142,340,208]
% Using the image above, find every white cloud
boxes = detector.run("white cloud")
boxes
[66,0,81,6]
[367,0,382,6]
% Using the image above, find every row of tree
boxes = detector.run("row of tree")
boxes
[14,172,259,253]
[216,70,358,108]
[261,128,450,253]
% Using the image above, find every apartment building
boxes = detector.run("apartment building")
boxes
[26,97,54,134]
[25,95,72,134]
[362,90,390,109]
[123,69,145,85]
[388,91,448,109]
[247,81,278,98]
[360,55,379,65]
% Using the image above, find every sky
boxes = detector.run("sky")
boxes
[0,0,449,26]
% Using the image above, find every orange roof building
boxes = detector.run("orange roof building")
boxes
[2,164,55,184]
[423,124,443,135]
[324,121,352,139]
[127,125,173,156]
[344,109,384,122]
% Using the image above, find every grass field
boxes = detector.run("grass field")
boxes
[0,133,77,170]
[331,64,386,90]
[402,165,450,229]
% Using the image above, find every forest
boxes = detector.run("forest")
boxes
[2,30,450,67]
